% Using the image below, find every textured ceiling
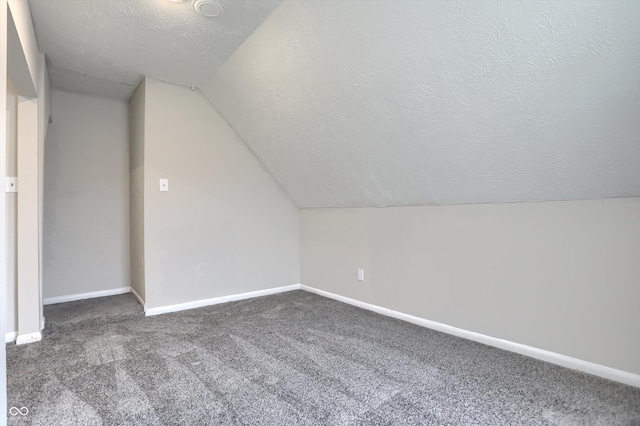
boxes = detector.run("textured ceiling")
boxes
[28,0,282,100]
[202,0,640,208]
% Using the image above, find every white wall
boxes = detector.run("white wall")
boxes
[300,198,640,376]
[5,78,17,335]
[129,79,145,302]
[43,90,129,298]
[16,95,40,338]
[142,78,299,309]
[37,52,50,325]
[4,0,48,344]
[0,0,7,415]
[7,0,37,92]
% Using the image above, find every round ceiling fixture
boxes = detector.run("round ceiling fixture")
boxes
[192,0,224,18]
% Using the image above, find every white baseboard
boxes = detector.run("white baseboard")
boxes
[15,332,42,345]
[145,284,301,316]
[5,332,18,343]
[32,282,640,387]
[300,285,640,389]
[43,286,131,305]
[130,286,145,310]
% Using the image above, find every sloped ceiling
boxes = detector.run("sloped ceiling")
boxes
[202,0,640,208]
[28,0,283,100]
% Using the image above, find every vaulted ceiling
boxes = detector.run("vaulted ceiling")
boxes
[29,0,640,208]
[202,0,640,207]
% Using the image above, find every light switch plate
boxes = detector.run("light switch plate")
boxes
[5,177,17,193]
[357,268,365,282]
[160,179,169,192]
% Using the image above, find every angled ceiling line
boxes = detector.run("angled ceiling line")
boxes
[196,87,300,209]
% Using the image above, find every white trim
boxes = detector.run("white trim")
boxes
[130,287,145,311]
[15,332,41,345]
[40,315,45,331]
[43,286,131,305]
[300,285,640,389]
[145,284,301,316]
[5,332,18,344]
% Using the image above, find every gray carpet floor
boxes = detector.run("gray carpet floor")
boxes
[7,290,640,425]
[43,294,144,336]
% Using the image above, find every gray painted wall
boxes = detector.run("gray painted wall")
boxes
[129,80,145,302]
[43,90,130,298]
[300,198,640,375]
[142,78,299,309]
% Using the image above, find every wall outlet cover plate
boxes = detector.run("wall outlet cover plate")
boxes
[5,177,17,192]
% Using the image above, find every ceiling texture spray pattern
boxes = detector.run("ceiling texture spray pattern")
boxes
[202,0,640,208]
[26,0,640,207]
[28,0,283,99]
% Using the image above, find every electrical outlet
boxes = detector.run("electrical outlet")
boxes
[357,268,365,282]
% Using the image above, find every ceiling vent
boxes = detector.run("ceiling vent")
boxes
[192,0,224,18]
